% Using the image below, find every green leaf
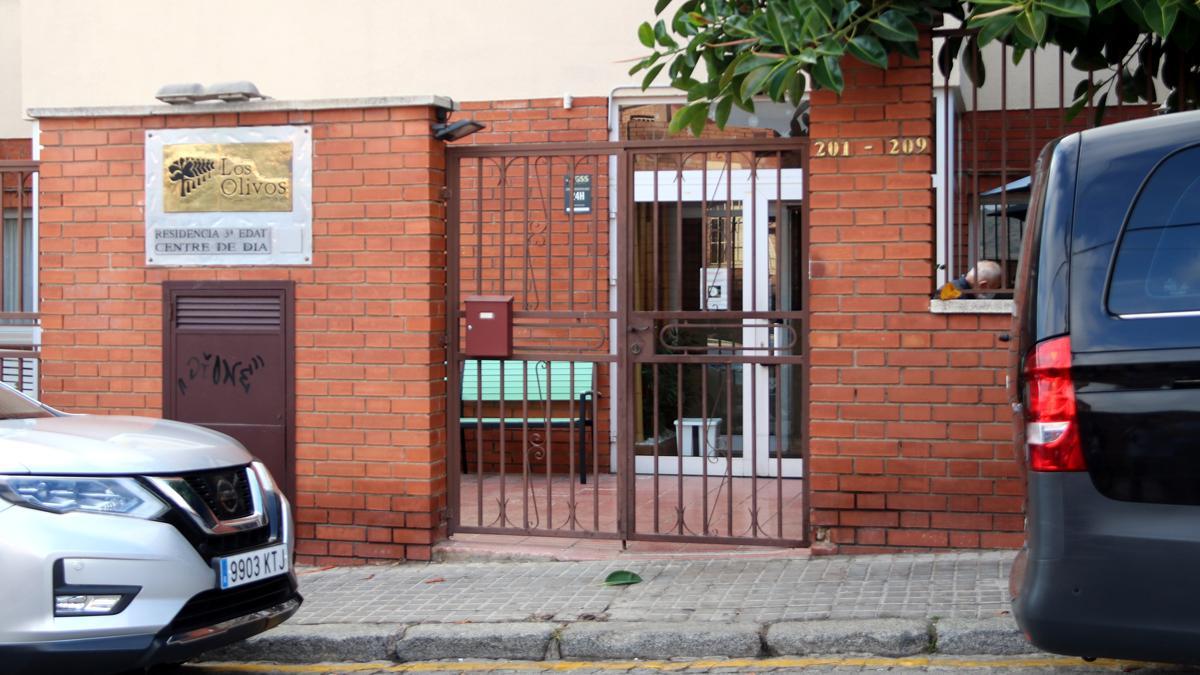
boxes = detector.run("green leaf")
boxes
[690,105,708,136]
[604,570,643,586]
[869,9,919,42]
[1016,8,1047,43]
[766,62,794,101]
[890,37,920,59]
[964,37,987,87]
[835,0,862,26]
[714,95,734,128]
[847,35,888,68]
[739,63,776,101]
[766,4,788,48]
[654,0,672,14]
[1070,47,1109,71]
[654,20,678,49]
[811,55,844,92]
[638,22,656,49]
[812,0,835,28]
[642,63,666,90]
[976,14,1018,45]
[937,36,963,78]
[1064,94,1088,121]
[1093,92,1109,126]
[814,39,847,57]
[1072,77,1092,101]
[1040,0,1090,19]
[734,54,787,77]
[1133,60,1158,102]
[1143,0,1180,37]
[668,101,706,135]
[787,70,807,105]
[1096,0,1123,11]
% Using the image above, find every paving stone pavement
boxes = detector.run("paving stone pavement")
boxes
[291,550,1015,626]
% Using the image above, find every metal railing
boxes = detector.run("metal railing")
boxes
[0,347,39,397]
[933,29,1158,297]
[0,160,37,316]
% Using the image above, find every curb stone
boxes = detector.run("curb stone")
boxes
[766,618,931,657]
[935,617,1038,655]
[198,623,404,663]
[558,621,762,659]
[395,622,560,662]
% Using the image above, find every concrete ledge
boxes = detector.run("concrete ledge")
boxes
[28,95,457,119]
[559,621,762,659]
[198,623,404,663]
[395,622,559,662]
[935,617,1038,655]
[766,619,930,657]
[929,298,1014,314]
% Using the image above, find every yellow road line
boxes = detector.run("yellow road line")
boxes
[192,655,1169,672]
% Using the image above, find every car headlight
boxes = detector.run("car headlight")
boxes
[0,476,167,519]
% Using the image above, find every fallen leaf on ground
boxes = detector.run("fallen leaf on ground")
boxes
[604,570,643,586]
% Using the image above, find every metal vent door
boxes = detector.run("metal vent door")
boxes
[163,282,294,496]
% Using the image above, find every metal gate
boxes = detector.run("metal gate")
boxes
[447,139,809,547]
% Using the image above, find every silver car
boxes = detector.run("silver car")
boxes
[0,383,300,674]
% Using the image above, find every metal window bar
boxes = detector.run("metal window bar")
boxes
[931,29,1160,298]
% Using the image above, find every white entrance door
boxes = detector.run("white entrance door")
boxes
[632,165,804,478]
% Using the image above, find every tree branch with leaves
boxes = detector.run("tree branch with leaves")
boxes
[633,0,1200,133]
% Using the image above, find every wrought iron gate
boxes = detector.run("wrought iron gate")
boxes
[447,139,809,547]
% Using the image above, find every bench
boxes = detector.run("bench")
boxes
[460,359,595,484]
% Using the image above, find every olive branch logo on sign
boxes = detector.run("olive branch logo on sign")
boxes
[161,143,292,213]
[168,157,217,199]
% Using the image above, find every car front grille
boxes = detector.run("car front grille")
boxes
[157,506,274,562]
[169,575,297,634]
[182,467,254,519]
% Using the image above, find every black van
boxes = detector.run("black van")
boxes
[1012,109,1200,663]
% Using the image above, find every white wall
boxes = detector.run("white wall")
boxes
[17,0,655,114]
[0,0,26,138]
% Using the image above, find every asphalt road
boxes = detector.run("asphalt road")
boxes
[171,655,1200,674]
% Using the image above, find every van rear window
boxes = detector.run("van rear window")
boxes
[1109,147,1200,316]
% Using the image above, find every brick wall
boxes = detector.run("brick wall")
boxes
[453,97,610,145]
[37,105,449,564]
[806,36,1021,551]
[0,138,32,160]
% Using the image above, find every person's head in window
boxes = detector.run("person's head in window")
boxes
[938,260,1002,300]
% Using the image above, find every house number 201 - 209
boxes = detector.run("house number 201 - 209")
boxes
[813,137,930,157]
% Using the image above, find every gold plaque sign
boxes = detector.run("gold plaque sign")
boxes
[162,143,292,212]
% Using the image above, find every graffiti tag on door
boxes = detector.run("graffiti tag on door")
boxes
[177,352,266,396]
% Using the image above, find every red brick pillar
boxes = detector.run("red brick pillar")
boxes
[805,35,1020,551]
[36,103,449,564]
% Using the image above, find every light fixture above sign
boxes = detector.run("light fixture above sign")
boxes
[155,81,268,105]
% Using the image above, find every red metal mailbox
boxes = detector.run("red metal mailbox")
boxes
[464,295,513,358]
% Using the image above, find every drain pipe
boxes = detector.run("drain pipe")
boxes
[605,86,638,473]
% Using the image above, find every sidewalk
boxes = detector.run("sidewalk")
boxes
[204,550,1032,665]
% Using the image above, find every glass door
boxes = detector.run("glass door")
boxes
[629,156,803,478]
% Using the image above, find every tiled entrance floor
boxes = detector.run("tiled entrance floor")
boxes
[446,473,808,561]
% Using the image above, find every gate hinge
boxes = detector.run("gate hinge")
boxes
[440,185,452,201]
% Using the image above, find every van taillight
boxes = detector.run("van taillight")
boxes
[1024,335,1085,471]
